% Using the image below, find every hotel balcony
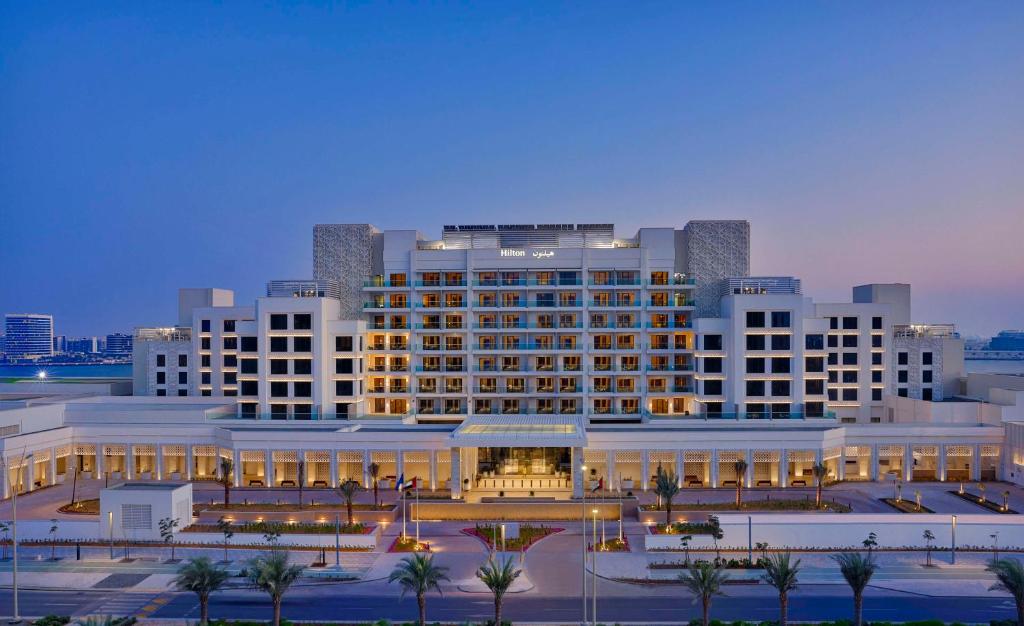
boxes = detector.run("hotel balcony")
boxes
[363,301,411,310]
[646,299,696,308]
[588,300,642,309]
[362,280,411,289]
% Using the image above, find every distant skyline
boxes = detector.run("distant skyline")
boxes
[2,3,1021,337]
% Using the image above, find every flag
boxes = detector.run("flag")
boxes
[395,473,404,491]
[403,477,417,491]
[591,477,603,493]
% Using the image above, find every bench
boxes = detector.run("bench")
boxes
[313,480,328,487]
[791,479,806,486]
[248,479,264,487]
[757,480,772,487]
[280,480,296,487]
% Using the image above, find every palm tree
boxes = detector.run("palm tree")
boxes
[173,556,230,625]
[762,552,801,626]
[987,558,1024,626]
[389,553,449,626]
[833,552,877,626]
[246,550,305,626]
[733,459,748,507]
[218,458,234,507]
[653,466,680,526]
[296,460,305,509]
[679,561,729,626]
[811,462,828,508]
[337,479,360,527]
[922,530,935,567]
[476,555,521,626]
[369,462,381,507]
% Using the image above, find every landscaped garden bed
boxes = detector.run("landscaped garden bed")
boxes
[649,521,719,535]
[388,534,432,552]
[650,556,765,569]
[57,499,99,515]
[181,520,372,535]
[949,490,1017,514]
[591,535,629,552]
[462,523,562,552]
[880,498,935,513]
[640,498,850,513]
[201,502,395,512]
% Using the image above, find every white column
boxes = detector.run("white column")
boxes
[396,450,405,482]
[640,451,650,492]
[125,445,135,480]
[233,450,243,487]
[428,451,437,491]
[24,459,35,492]
[155,445,164,480]
[745,450,755,488]
[606,451,616,492]
[779,450,789,488]
[710,449,719,488]
[1,462,10,499]
[49,448,58,486]
[676,450,685,488]
[903,446,914,482]
[362,450,371,488]
[571,447,584,498]
[330,451,339,489]
[264,449,274,487]
[937,444,947,482]
[450,447,462,498]
[970,444,981,481]
[185,445,194,481]
[870,445,880,481]
[96,448,105,479]
[837,448,847,481]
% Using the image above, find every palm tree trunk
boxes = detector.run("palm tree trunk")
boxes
[495,596,503,626]
[736,482,741,507]
[666,499,672,525]
[417,592,426,626]
[853,591,863,626]
[224,482,230,506]
[200,595,209,625]
[702,596,710,626]
[373,481,379,507]
[273,596,282,626]
[780,591,788,626]
[816,482,822,507]
[347,500,353,527]
[1016,594,1023,626]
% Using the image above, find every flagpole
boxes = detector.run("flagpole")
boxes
[415,478,420,544]
[402,488,407,540]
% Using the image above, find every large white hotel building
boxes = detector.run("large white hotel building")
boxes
[2,221,1021,500]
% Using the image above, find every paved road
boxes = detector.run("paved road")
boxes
[0,585,1016,623]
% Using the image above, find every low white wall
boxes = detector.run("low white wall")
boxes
[179,530,378,549]
[0,520,100,541]
[646,514,1024,551]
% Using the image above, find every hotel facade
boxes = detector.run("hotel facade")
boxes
[1,221,1017,500]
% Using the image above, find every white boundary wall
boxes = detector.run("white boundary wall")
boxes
[180,530,378,549]
[645,514,1024,551]
[1,520,101,541]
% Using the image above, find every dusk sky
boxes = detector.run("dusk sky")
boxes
[2,3,1021,338]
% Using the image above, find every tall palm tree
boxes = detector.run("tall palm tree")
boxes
[733,459,748,507]
[476,555,521,626]
[336,479,361,526]
[987,558,1024,626]
[811,462,828,508]
[762,552,801,626]
[654,466,681,526]
[389,553,449,626]
[173,557,230,625]
[833,552,877,626]
[679,561,729,626]
[246,550,305,626]
[219,458,234,507]
[369,462,381,507]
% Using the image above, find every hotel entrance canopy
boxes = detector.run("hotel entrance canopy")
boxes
[448,415,588,448]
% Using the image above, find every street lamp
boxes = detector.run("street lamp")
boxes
[592,507,599,626]
[951,515,957,565]
[580,464,587,626]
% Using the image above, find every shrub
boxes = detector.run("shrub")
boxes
[32,617,70,626]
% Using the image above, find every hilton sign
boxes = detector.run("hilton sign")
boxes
[500,249,525,257]
[500,249,556,259]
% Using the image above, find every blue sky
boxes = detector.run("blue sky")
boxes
[2,2,1022,337]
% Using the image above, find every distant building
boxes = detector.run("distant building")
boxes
[66,337,100,354]
[990,331,1024,351]
[53,335,67,354]
[3,313,53,360]
[105,333,133,355]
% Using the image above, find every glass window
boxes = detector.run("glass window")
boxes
[898,351,908,365]
[270,337,288,352]
[746,358,766,374]
[745,311,765,328]
[805,334,824,350]
[872,316,883,330]
[270,314,288,330]
[336,336,353,351]
[223,319,235,333]
[201,319,211,333]
[771,335,790,350]
[842,316,858,329]
[842,352,858,365]
[703,334,723,350]
[178,353,188,367]
[293,314,312,330]
[770,311,791,328]
[922,352,933,365]
[746,334,765,351]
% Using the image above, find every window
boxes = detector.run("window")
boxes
[805,379,824,395]
[201,372,211,385]
[771,380,790,396]
[746,380,765,396]
[898,351,908,365]
[201,337,211,350]
[222,336,237,350]
[178,354,187,367]
[805,334,824,350]
[156,354,166,367]
[156,371,166,384]
[872,388,882,401]
[842,352,858,366]
[770,311,791,328]
[842,316,858,330]
[335,336,353,352]
[828,370,838,383]
[770,357,790,373]
[270,382,288,397]
[241,359,257,374]
[703,379,723,395]
[223,319,235,333]
[199,319,212,333]
[223,372,236,385]
[842,335,858,348]
[335,402,352,417]
[829,317,838,330]
[827,335,838,348]
[871,335,882,348]
[703,357,722,373]
[294,359,312,375]
[178,372,188,385]
[746,358,766,374]
[872,316,883,330]
[805,357,824,372]
[842,388,858,401]
[872,370,882,383]
[241,336,257,352]
[806,402,824,418]
[922,370,933,383]
[923,351,933,365]
[898,388,908,398]
[270,314,288,330]
[293,382,312,397]
[746,311,765,328]
[177,389,187,397]
[201,389,211,397]
[270,359,288,375]
[293,336,312,352]
[872,352,882,365]
[771,335,790,350]
[703,334,723,350]
[336,380,354,396]
[746,335,765,351]
[270,337,288,352]
[922,388,933,401]
[827,353,838,365]
[335,358,353,374]
[293,314,312,330]
[898,370,908,383]
[828,389,837,401]
[241,381,258,396]
[842,371,858,384]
